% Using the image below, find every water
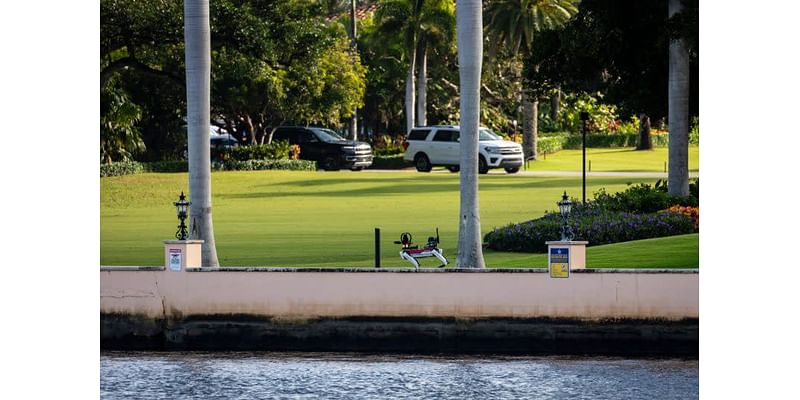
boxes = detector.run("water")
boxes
[100,352,698,399]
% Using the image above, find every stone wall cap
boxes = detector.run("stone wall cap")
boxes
[100,266,165,271]
[163,240,205,244]
[545,241,589,245]
[100,266,697,273]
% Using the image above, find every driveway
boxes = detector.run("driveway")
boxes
[363,168,699,178]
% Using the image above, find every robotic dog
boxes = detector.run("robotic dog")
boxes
[394,228,449,269]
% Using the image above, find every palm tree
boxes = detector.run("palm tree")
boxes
[415,0,455,126]
[184,0,219,267]
[484,0,579,160]
[668,0,690,196]
[376,0,455,133]
[456,0,486,269]
[349,0,359,140]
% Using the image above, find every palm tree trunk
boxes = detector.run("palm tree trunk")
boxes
[349,0,358,140]
[550,85,560,121]
[405,53,416,134]
[521,90,538,160]
[636,113,652,150]
[668,0,690,196]
[416,43,427,127]
[456,0,486,269]
[184,0,219,267]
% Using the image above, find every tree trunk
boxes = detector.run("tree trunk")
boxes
[521,90,538,160]
[245,115,257,146]
[668,0,690,196]
[550,86,560,122]
[405,53,416,134]
[455,0,486,269]
[416,43,427,127]
[349,0,358,140]
[184,0,219,267]
[636,113,652,150]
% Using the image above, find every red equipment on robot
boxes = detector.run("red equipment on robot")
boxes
[393,228,449,269]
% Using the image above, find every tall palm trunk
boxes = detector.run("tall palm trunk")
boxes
[416,43,427,127]
[349,0,358,140]
[184,0,219,267]
[521,90,538,160]
[550,85,560,121]
[405,54,416,134]
[668,0,690,196]
[456,0,485,269]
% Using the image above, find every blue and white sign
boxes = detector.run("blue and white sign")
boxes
[549,247,570,278]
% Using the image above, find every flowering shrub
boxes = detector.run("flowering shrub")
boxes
[661,205,699,231]
[484,203,695,253]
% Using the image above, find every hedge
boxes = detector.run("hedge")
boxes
[100,161,144,177]
[484,203,695,253]
[369,154,411,169]
[101,159,315,177]
[536,132,668,153]
[222,159,316,171]
[222,141,291,161]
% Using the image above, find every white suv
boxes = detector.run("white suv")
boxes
[402,126,524,174]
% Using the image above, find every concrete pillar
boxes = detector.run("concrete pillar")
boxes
[545,241,589,277]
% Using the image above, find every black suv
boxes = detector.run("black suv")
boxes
[271,126,373,171]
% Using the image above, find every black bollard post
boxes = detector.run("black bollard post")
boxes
[374,228,381,268]
[580,111,589,204]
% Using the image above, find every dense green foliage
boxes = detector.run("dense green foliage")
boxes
[100,82,144,163]
[530,0,698,122]
[101,0,366,159]
[592,182,697,213]
[100,0,699,167]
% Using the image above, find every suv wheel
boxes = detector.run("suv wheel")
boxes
[446,166,460,173]
[504,167,520,174]
[321,156,340,171]
[478,156,489,174]
[415,153,432,172]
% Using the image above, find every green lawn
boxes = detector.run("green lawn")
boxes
[101,170,698,268]
[529,147,699,172]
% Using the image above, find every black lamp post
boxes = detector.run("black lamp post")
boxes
[558,191,574,242]
[580,111,589,204]
[174,191,191,240]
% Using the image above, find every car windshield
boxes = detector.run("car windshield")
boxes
[479,128,502,141]
[311,128,347,143]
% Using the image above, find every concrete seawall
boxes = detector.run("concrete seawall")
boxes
[100,267,699,356]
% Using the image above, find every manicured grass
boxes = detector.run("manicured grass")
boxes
[101,171,698,267]
[530,147,699,172]
[483,234,698,268]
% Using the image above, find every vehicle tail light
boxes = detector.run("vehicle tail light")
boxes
[402,141,409,150]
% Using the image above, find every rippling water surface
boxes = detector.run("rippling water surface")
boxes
[101,352,697,399]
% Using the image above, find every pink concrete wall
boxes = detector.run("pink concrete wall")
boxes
[100,269,698,320]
